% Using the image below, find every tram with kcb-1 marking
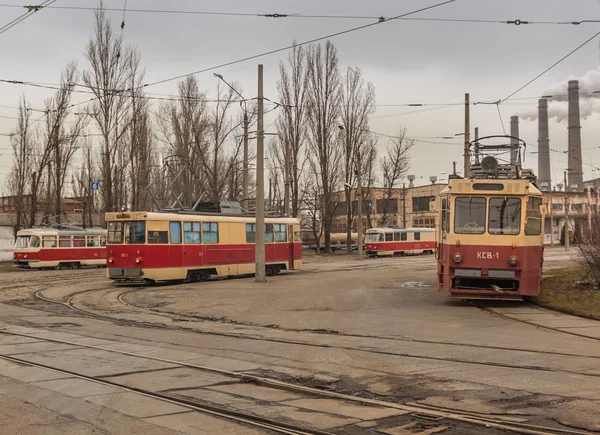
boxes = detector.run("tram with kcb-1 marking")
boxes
[437,135,546,300]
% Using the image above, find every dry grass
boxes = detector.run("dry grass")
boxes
[534,266,600,320]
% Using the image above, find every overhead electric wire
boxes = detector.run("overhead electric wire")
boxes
[0,4,597,26]
[0,0,57,36]
[501,27,600,103]
[143,0,458,88]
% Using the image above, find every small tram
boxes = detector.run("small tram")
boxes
[437,135,546,300]
[105,209,302,283]
[365,227,436,257]
[13,227,107,269]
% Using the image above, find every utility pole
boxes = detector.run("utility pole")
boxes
[255,64,266,282]
[243,112,249,210]
[283,143,290,216]
[464,93,471,178]
[474,126,480,165]
[357,158,363,260]
[564,170,569,252]
[268,178,272,211]
[402,184,408,228]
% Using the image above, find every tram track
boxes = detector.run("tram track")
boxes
[0,327,592,435]
[25,287,600,380]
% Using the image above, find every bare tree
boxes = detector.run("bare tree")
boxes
[157,75,209,206]
[72,139,99,227]
[340,66,376,249]
[378,127,413,225]
[6,97,33,233]
[45,62,88,224]
[359,136,378,229]
[83,6,136,212]
[275,42,309,216]
[306,41,343,253]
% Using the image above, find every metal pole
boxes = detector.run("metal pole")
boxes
[548,194,554,246]
[464,93,470,178]
[402,182,407,228]
[243,113,249,210]
[357,157,363,260]
[474,126,480,165]
[255,64,266,282]
[284,141,290,216]
[564,170,569,252]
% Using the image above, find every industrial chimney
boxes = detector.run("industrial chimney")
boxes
[537,98,551,191]
[568,80,583,191]
[510,116,519,166]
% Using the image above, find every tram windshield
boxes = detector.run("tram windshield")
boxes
[454,197,486,234]
[15,236,31,248]
[365,233,383,242]
[488,198,521,235]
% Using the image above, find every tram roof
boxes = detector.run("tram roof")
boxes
[16,227,106,236]
[105,211,301,225]
[440,178,542,196]
[367,227,435,233]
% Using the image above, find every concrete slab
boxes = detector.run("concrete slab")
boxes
[0,359,23,370]
[104,367,234,392]
[0,375,182,434]
[144,410,269,434]
[1,365,71,382]
[170,387,257,408]
[182,354,262,372]
[85,391,190,418]
[208,382,304,402]
[234,403,360,429]
[283,398,407,420]
[555,327,600,338]
[16,348,178,377]
[32,377,123,397]
[0,341,82,355]
[0,335,41,345]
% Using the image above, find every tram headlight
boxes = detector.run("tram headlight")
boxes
[508,256,518,266]
[108,258,113,264]
[23,254,27,259]
[135,257,142,264]
[453,253,463,263]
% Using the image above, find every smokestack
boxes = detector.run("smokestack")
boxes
[568,80,583,191]
[537,98,551,191]
[510,116,519,166]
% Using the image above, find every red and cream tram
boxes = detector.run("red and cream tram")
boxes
[365,227,436,257]
[437,136,546,300]
[13,227,107,269]
[105,210,302,283]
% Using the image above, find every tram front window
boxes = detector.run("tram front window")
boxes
[488,198,521,235]
[454,197,486,234]
[366,233,383,242]
[15,236,31,248]
[107,222,124,244]
[125,221,146,244]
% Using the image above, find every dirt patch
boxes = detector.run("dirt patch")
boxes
[534,267,600,320]
[0,261,24,273]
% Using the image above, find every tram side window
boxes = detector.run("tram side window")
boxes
[265,224,274,243]
[73,236,85,247]
[385,233,393,242]
[169,222,182,244]
[100,236,106,247]
[148,231,168,244]
[203,222,219,244]
[125,221,146,244]
[441,198,450,233]
[246,223,256,243]
[488,198,521,235]
[294,231,302,242]
[87,236,100,247]
[454,197,486,234]
[184,222,201,244]
[401,232,407,241]
[59,236,71,248]
[275,224,287,242]
[525,197,543,236]
[394,232,400,241]
[107,222,124,244]
[42,236,57,248]
[30,236,40,248]
[414,232,421,241]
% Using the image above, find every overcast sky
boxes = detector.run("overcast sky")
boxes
[2,0,600,191]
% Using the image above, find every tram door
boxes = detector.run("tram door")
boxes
[288,225,295,270]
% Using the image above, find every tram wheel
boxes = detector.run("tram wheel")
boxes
[72,262,81,270]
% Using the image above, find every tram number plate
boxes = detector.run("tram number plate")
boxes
[477,251,499,259]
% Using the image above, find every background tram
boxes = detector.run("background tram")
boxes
[13,227,107,269]
[437,135,546,300]
[105,210,302,283]
[365,227,436,257]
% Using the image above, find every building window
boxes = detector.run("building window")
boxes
[551,203,563,210]
[184,222,201,244]
[246,223,256,243]
[202,222,219,244]
[413,196,434,212]
[376,198,398,214]
[570,203,583,211]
